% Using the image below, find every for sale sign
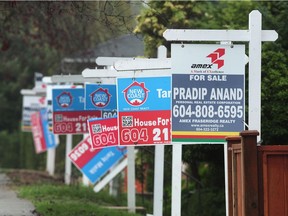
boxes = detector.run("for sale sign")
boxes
[31,108,56,153]
[46,85,72,131]
[52,88,101,134]
[88,117,118,150]
[68,136,126,184]
[171,44,245,143]
[21,95,46,132]
[117,77,171,146]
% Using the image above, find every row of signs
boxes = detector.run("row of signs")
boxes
[51,77,171,147]
[22,44,246,146]
[22,44,246,183]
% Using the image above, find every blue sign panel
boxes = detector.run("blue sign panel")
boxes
[85,84,117,111]
[52,88,84,112]
[117,77,171,112]
[40,108,57,149]
[81,146,127,184]
[172,73,244,142]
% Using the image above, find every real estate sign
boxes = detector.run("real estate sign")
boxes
[117,77,171,146]
[68,136,126,184]
[31,108,56,153]
[85,84,117,118]
[52,88,101,134]
[87,117,118,150]
[171,44,246,143]
[21,95,46,132]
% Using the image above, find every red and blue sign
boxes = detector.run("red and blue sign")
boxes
[85,84,117,118]
[87,117,118,150]
[68,136,126,184]
[52,88,101,134]
[31,108,56,154]
[117,77,171,146]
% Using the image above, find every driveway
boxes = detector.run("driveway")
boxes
[0,173,36,216]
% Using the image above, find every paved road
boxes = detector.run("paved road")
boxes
[0,173,36,216]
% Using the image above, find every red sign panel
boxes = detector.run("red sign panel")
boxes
[88,117,118,150]
[31,112,46,154]
[118,110,171,146]
[68,136,101,169]
[53,111,101,134]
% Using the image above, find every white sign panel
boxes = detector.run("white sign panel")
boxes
[21,95,46,132]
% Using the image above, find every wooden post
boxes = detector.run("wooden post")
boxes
[226,136,241,216]
[240,130,259,216]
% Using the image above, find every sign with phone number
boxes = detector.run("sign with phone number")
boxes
[52,88,101,134]
[53,111,101,134]
[68,136,126,184]
[171,44,245,143]
[117,77,171,146]
[88,117,118,150]
[172,74,244,133]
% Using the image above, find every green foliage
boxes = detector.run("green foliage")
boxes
[261,43,288,144]
[134,1,256,57]
[0,1,138,170]
[19,132,46,170]
[182,187,225,216]
[0,0,136,132]
[0,131,20,168]
[258,1,288,50]
[18,184,140,216]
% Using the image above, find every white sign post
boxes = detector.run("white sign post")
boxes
[43,77,57,176]
[153,46,167,216]
[82,133,90,186]
[127,146,136,213]
[65,134,72,185]
[46,135,59,176]
[163,10,277,216]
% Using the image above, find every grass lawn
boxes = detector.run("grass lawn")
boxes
[18,184,143,216]
[4,169,145,216]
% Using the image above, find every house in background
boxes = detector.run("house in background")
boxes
[60,34,144,74]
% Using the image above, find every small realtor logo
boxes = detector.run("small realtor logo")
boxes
[206,48,225,69]
[57,92,73,108]
[122,81,149,106]
[90,88,111,108]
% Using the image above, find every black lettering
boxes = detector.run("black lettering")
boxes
[191,64,214,69]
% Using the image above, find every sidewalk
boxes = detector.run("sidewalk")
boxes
[0,173,36,216]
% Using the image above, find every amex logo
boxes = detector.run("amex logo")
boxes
[206,48,225,69]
